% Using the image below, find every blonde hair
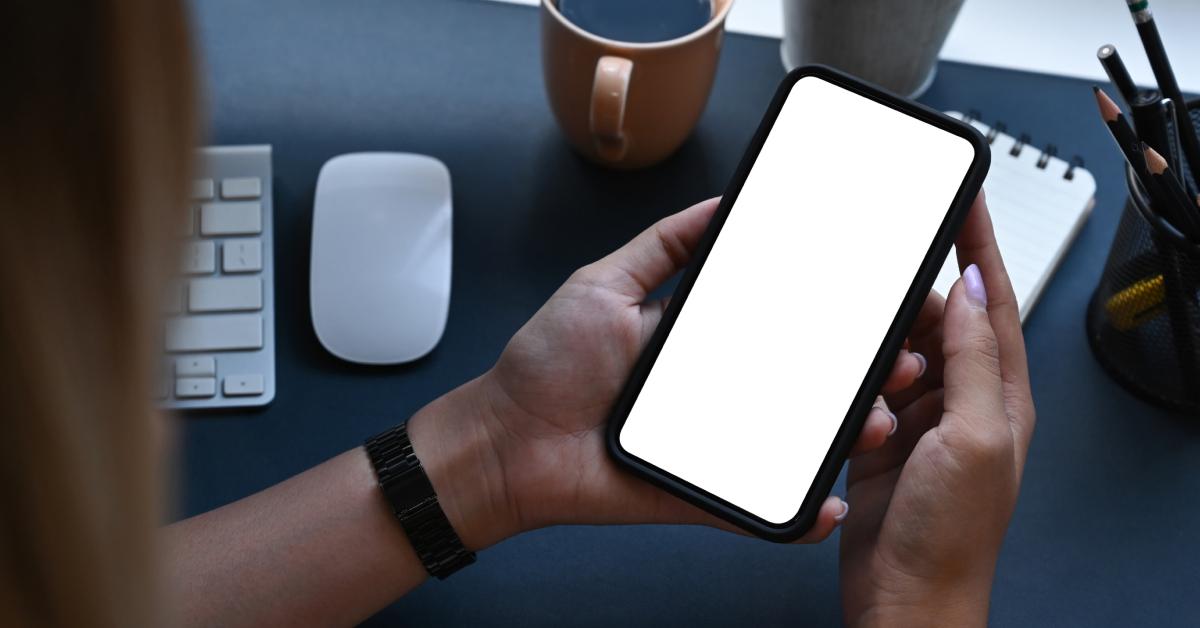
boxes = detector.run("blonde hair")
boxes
[0,1,197,626]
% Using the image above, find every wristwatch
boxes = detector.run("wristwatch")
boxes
[365,422,476,579]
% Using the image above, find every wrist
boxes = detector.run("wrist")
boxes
[403,376,520,552]
[848,575,992,628]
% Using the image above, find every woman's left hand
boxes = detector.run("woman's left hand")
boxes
[407,198,927,549]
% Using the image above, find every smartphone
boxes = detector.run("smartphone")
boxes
[606,66,990,542]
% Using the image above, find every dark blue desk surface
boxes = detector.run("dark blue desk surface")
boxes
[184,0,1200,625]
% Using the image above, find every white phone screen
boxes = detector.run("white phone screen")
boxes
[617,75,977,524]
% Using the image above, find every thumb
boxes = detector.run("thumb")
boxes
[580,198,720,302]
[939,263,1008,447]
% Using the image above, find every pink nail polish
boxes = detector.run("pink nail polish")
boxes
[963,264,987,308]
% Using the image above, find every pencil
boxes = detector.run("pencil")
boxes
[1094,87,1153,186]
[1093,87,1193,236]
[1097,44,1140,108]
[1131,148,1200,382]
[1144,142,1200,239]
[1126,0,1200,191]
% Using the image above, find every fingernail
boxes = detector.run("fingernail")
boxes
[885,408,898,436]
[963,263,987,308]
[834,499,850,523]
[912,351,927,378]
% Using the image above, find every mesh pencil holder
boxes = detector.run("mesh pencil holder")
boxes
[1087,162,1200,414]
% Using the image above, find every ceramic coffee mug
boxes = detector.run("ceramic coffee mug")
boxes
[781,0,965,98]
[540,0,734,169]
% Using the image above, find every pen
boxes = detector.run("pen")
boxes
[1130,90,1173,171]
[1162,98,1186,175]
[1097,44,1140,108]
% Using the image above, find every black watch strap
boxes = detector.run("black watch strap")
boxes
[365,422,476,579]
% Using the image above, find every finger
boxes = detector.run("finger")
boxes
[883,291,947,411]
[793,496,850,544]
[848,388,943,485]
[578,197,721,302]
[903,290,947,390]
[848,401,896,457]
[631,481,847,544]
[881,350,927,394]
[953,191,1035,473]
[938,265,1010,451]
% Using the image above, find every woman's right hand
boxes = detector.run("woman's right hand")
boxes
[839,192,1037,628]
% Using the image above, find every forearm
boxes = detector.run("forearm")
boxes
[163,448,424,627]
[163,377,515,628]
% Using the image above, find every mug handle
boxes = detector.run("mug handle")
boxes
[589,56,633,162]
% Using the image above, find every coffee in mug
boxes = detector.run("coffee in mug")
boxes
[558,0,712,44]
[540,0,733,169]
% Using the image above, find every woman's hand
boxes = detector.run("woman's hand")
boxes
[838,192,1036,628]
[407,198,927,549]
[168,193,1032,627]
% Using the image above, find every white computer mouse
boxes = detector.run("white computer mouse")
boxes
[310,153,452,365]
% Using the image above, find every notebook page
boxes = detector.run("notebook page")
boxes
[934,113,1097,322]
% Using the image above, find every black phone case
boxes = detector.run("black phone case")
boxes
[605,65,991,542]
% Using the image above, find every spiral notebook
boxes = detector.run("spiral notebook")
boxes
[934,111,1097,322]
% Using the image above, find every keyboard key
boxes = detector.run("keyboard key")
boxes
[176,356,216,377]
[200,202,262,235]
[166,314,263,352]
[165,146,273,409]
[222,238,263,272]
[189,277,262,312]
[181,241,216,274]
[224,374,265,396]
[222,177,262,199]
[176,377,217,398]
[191,179,215,200]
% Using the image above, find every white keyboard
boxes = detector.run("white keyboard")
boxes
[161,146,276,409]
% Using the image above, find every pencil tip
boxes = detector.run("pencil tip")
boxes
[1093,87,1120,121]
[1143,143,1169,174]
[1092,85,1101,94]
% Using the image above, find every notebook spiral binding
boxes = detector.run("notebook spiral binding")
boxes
[964,110,1084,181]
